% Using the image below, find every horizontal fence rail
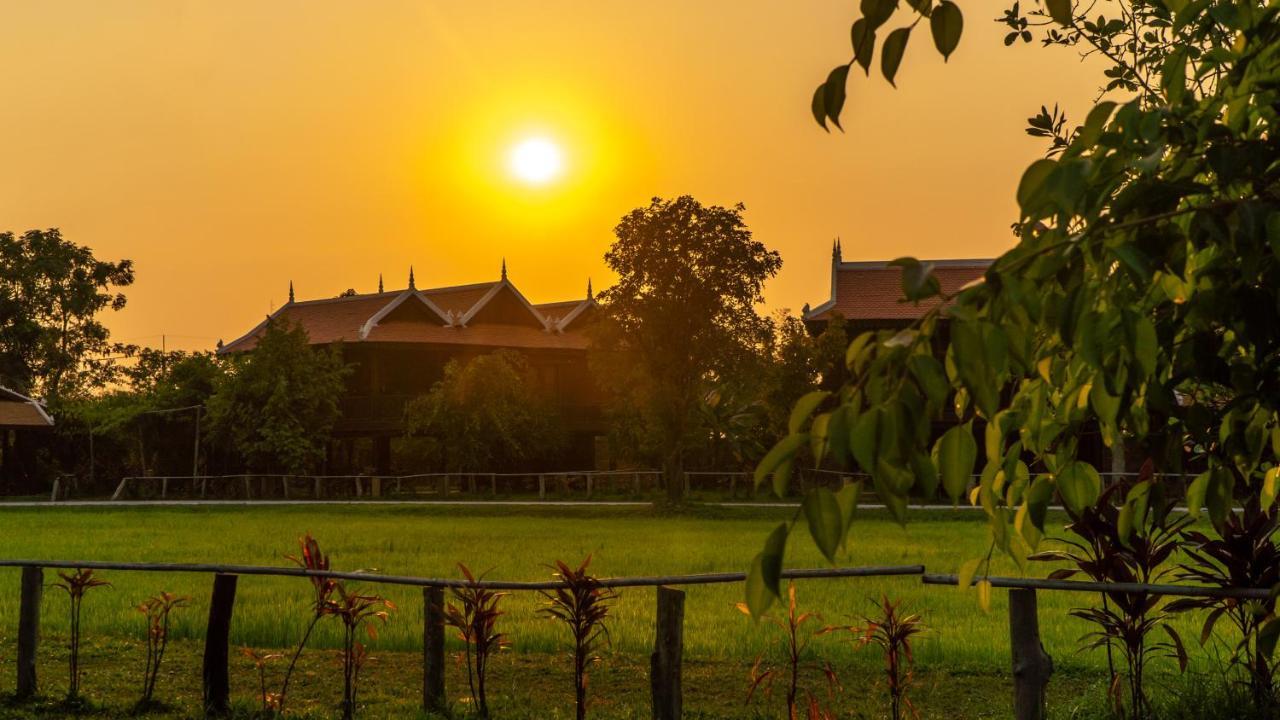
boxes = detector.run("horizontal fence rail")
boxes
[922,572,1273,600]
[0,559,923,590]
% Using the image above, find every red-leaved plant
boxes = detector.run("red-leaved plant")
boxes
[52,568,111,701]
[738,582,840,720]
[539,556,617,720]
[278,533,338,715]
[444,563,508,718]
[824,596,924,720]
[322,582,394,720]
[240,646,283,714]
[135,590,190,709]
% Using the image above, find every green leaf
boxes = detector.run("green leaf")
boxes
[1076,100,1116,149]
[908,354,949,407]
[850,406,881,473]
[1263,467,1280,512]
[861,0,898,29]
[754,433,808,490]
[772,459,794,499]
[851,19,876,74]
[1185,471,1210,520]
[1055,461,1101,514]
[929,1,963,61]
[1117,501,1135,548]
[1133,315,1157,377]
[1258,617,1280,659]
[811,84,829,130]
[957,558,981,591]
[822,65,851,130]
[790,391,830,434]
[835,480,862,547]
[881,27,911,86]
[935,423,978,503]
[803,489,844,563]
[1045,0,1073,26]
[1206,467,1235,530]
[744,523,789,616]
[1017,158,1058,214]
[912,452,939,500]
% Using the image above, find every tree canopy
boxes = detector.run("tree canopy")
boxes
[206,319,349,474]
[592,195,782,502]
[0,229,133,400]
[401,350,566,473]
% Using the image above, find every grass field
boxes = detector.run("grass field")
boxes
[0,503,1244,717]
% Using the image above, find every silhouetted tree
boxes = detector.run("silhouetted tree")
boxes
[0,229,133,400]
[402,350,565,473]
[593,196,781,503]
[206,319,348,474]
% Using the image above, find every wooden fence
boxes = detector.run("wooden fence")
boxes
[1,557,1271,720]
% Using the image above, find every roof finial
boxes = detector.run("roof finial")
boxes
[501,258,508,281]
[288,280,295,303]
[587,278,593,300]
[832,237,843,263]
[408,265,416,290]
[378,273,384,293]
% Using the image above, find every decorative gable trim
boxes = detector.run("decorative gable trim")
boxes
[456,279,552,330]
[359,290,453,339]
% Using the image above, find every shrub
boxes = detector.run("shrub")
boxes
[51,568,111,701]
[135,590,189,708]
[322,583,394,720]
[240,647,283,714]
[539,556,618,720]
[826,596,923,720]
[1030,481,1189,720]
[738,582,839,720]
[1171,503,1280,714]
[278,533,338,716]
[444,564,509,718]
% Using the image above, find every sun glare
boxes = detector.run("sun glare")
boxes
[509,137,563,184]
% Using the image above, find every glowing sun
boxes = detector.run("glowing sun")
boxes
[508,137,563,184]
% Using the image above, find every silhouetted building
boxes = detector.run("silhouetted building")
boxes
[219,267,601,473]
[802,239,990,333]
[0,386,54,492]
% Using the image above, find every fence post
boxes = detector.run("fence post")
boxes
[315,476,323,499]
[1009,588,1053,720]
[586,474,593,499]
[16,565,42,699]
[423,586,446,712]
[439,475,449,497]
[651,585,684,720]
[372,476,381,498]
[203,573,238,717]
[539,474,546,500]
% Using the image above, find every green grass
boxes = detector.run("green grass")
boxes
[0,503,1249,717]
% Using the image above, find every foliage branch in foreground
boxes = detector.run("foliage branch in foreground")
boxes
[753,0,1280,635]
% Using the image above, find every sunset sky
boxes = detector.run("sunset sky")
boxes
[0,2,1102,352]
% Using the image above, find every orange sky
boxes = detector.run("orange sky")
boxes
[0,2,1102,352]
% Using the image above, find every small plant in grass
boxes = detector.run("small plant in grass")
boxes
[278,533,338,716]
[737,582,839,720]
[444,563,509,718]
[539,555,617,720]
[1170,502,1280,715]
[1030,480,1189,720]
[322,582,394,720]
[134,590,190,709]
[52,568,111,701]
[240,647,283,715]
[824,596,924,720]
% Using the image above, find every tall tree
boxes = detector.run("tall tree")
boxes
[206,319,349,474]
[594,196,781,503]
[0,229,133,399]
[402,350,565,473]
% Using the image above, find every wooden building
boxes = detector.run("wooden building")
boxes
[0,386,54,492]
[219,266,602,473]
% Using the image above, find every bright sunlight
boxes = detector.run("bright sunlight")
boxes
[508,137,564,184]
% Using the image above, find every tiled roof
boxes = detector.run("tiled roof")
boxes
[806,260,990,322]
[220,279,590,353]
[0,386,53,427]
